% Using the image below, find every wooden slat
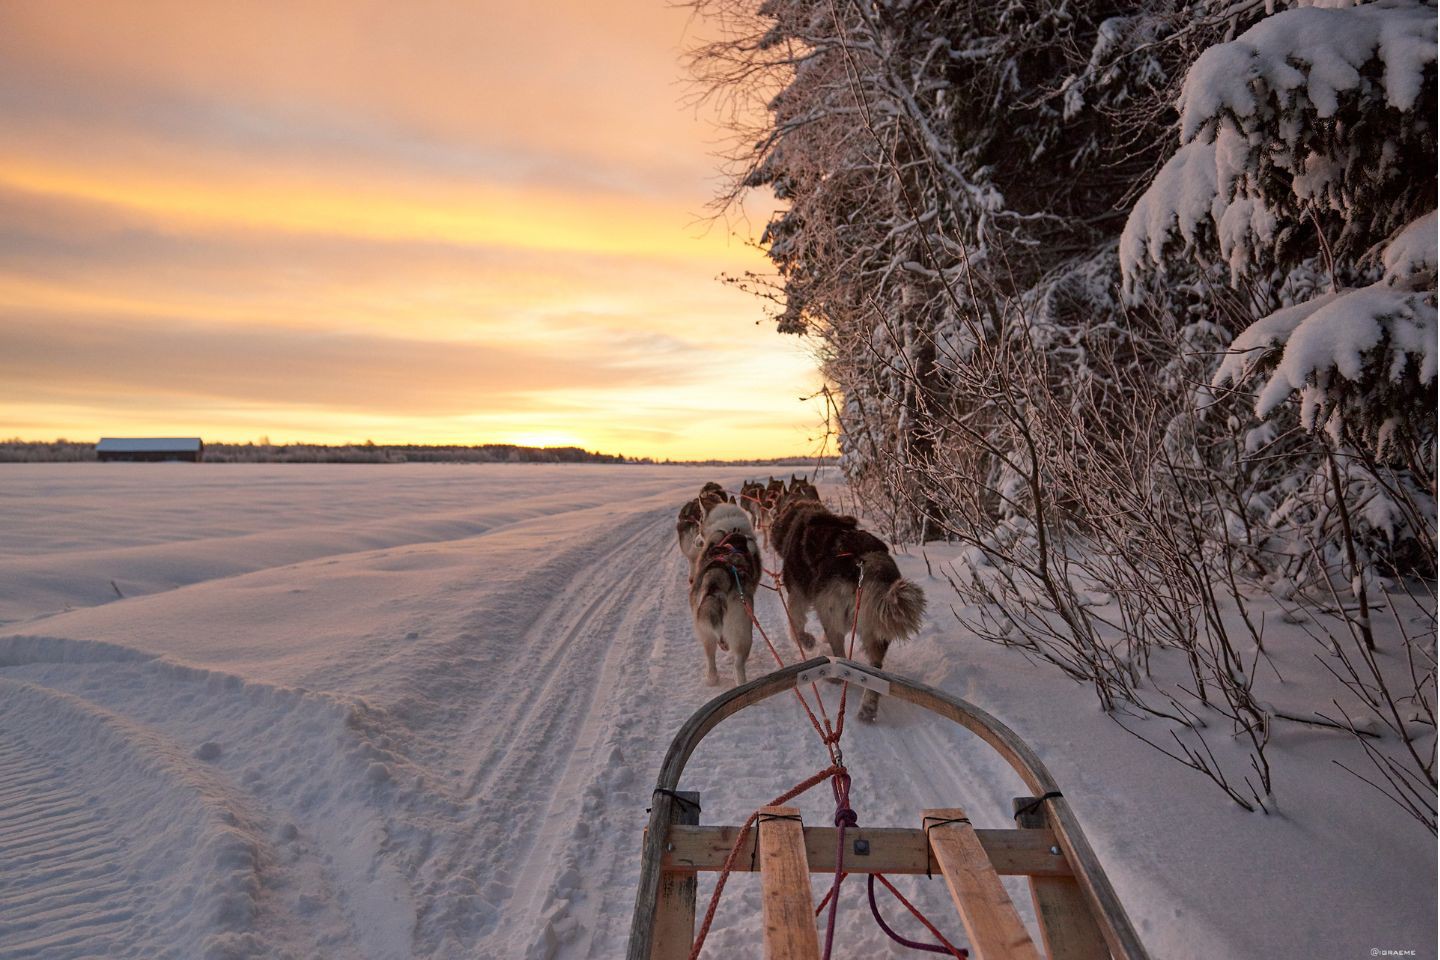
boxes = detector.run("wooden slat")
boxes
[757,806,820,960]
[887,682,1148,960]
[924,807,1042,960]
[658,824,1070,877]
[650,791,701,960]
[1014,797,1111,960]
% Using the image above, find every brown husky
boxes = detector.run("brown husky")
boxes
[770,490,925,721]
[689,502,762,686]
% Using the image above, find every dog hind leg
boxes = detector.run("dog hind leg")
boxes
[694,617,721,686]
[725,601,752,687]
[815,582,855,659]
[783,590,817,650]
[857,635,890,722]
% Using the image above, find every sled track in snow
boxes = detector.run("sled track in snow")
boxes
[412,505,681,955]
[0,733,137,960]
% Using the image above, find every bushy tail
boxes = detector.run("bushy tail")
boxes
[694,568,729,631]
[863,577,926,640]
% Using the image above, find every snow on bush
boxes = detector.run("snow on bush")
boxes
[1121,1,1437,295]
[1178,3,1434,135]
[1213,211,1437,442]
[1382,208,1439,287]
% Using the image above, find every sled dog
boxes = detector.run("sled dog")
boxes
[758,477,786,533]
[771,490,925,721]
[689,502,762,686]
[739,479,766,526]
[778,476,819,512]
[676,482,728,567]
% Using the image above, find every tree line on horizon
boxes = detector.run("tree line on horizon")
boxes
[0,439,628,464]
[0,439,840,467]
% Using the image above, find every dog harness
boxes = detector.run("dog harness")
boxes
[704,533,755,591]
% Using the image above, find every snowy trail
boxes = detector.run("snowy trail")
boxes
[0,465,1433,959]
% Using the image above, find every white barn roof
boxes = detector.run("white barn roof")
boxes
[96,437,203,452]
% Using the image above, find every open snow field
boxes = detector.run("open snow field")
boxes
[0,464,1433,959]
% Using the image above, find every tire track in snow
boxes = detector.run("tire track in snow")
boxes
[506,497,820,959]
[541,531,851,959]
[543,512,761,959]
[0,734,136,960]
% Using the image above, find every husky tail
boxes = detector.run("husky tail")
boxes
[861,569,926,641]
[692,565,752,685]
[694,567,729,634]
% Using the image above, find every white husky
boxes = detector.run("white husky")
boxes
[688,503,762,686]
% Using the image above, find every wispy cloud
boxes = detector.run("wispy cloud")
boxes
[0,312,691,414]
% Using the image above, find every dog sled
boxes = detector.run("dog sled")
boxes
[628,656,1150,960]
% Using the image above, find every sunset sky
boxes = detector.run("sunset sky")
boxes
[0,1,824,460]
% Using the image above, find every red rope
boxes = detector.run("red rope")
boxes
[771,567,845,745]
[743,561,858,762]
[814,871,850,916]
[741,596,838,760]
[688,545,869,959]
[874,873,969,959]
[820,769,857,958]
[687,764,843,960]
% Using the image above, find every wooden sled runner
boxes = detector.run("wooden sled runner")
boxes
[628,656,1150,960]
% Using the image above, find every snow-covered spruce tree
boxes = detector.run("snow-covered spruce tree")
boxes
[1122,1,1437,579]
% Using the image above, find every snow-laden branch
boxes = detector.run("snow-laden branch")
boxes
[1213,211,1437,439]
[1122,2,1437,295]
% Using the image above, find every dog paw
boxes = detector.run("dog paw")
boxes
[705,672,720,686]
[857,702,878,723]
[797,631,817,650]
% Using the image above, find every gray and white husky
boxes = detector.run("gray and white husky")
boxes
[688,502,762,686]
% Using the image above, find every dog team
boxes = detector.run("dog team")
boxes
[674,475,925,722]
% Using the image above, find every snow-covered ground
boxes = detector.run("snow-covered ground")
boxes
[0,464,1433,959]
